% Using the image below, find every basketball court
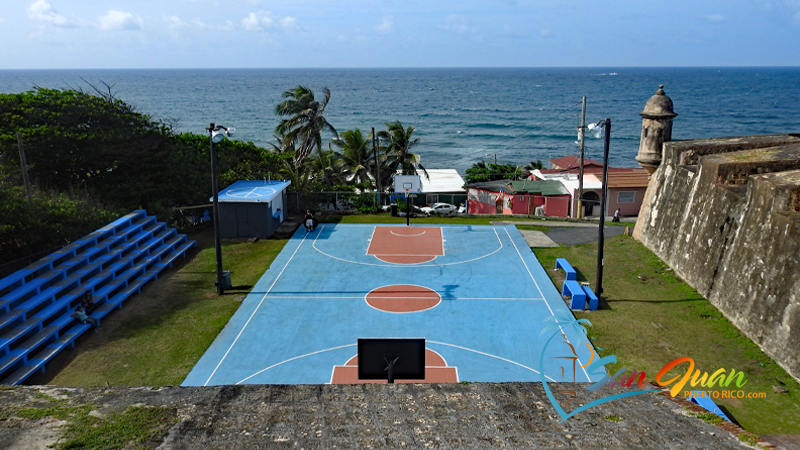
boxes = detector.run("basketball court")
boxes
[182,223,604,386]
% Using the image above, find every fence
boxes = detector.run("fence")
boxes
[285,192,469,214]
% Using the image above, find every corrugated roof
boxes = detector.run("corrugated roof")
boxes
[466,179,513,193]
[508,180,568,196]
[550,155,604,170]
[605,169,650,188]
[420,169,466,193]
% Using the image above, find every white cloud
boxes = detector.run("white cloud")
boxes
[702,14,724,22]
[441,15,478,35]
[376,15,393,32]
[243,12,273,31]
[242,11,299,32]
[167,15,234,32]
[27,0,69,26]
[280,16,299,30]
[98,10,142,31]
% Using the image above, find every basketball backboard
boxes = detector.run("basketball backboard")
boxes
[393,175,422,194]
[357,338,426,382]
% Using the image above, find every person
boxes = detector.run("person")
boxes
[71,305,101,333]
[80,291,96,313]
[304,210,314,232]
[612,208,621,222]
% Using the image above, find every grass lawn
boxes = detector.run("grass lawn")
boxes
[534,235,800,436]
[30,229,288,387]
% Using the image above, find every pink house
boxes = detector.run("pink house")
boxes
[466,180,571,217]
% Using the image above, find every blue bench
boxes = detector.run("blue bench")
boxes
[582,285,599,310]
[562,280,587,310]
[555,258,577,281]
[0,209,194,385]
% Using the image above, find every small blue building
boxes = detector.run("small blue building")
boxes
[213,180,291,239]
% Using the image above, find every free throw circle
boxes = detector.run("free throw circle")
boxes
[366,285,441,313]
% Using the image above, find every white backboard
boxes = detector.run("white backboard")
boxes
[393,175,422,194]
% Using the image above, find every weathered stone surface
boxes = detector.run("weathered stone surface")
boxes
[0,384,756,450]
[635,135,800,382]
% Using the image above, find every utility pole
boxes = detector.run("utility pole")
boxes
[372,127,382,212]
[16,133,33,206]
[595,118,611,296]
[577,97,586,219]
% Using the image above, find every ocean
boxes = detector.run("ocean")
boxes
[2,67,799,173]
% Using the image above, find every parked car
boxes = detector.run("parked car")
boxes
[382,204,428,216]
[421,202,457,215]
[457,204,467,214]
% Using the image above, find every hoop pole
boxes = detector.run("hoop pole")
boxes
[406,189,410,226]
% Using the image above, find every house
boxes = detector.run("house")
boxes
[418,169,467,207]
[531,156,649,218]
[213,179,291,239]
[466,179,570,217]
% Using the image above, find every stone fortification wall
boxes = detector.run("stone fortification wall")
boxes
[0,384,759,449]
[635,134,800,381]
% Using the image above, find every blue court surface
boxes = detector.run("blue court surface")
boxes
[183,224,604,386]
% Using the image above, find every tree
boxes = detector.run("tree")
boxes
[309,145,345,188]
[274,86,338,167]
[332,129,374,188]
[377,121,428,189]
[0,88,169,196]
[464,161,521,184]
[522,160,544,179]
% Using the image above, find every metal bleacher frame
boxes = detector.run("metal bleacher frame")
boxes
[0,210,196,385]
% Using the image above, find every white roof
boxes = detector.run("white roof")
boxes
[420,169,466,193]
[536,172,602,193]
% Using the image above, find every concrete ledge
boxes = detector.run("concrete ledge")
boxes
[0,383,761,449]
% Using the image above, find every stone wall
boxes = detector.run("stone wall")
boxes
[635,134,800,382]
[0,384,760,450]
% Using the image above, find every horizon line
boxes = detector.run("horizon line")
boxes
[2,65,800,71]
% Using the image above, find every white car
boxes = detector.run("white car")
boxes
[457,204,467,214]
[421,203,457,215]
[382,204,428,216]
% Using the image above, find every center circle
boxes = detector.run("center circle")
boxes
[365,285,441,313]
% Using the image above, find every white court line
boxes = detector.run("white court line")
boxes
[237,341,553,384]
[389,230,427,237]
[203,233,308,386]
[427,340,558,382]
[365,283,442,314]
[370,253,440,257]
[329,348,453,383]
[364,226,377,256]
[238,344,357,385]
[503,227,591,382]
[314,224,501,267]
[237,295,546,301]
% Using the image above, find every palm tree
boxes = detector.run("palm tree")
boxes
[274,86,338,167]
[523,160,544,179]
[377,121,428,189]
[332,129,375,188]
[309,145,345,188]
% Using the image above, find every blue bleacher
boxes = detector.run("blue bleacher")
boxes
[0,210,196,385]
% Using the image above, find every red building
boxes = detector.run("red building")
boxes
[466,179,571,217]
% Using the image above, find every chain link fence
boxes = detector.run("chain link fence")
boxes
[285,192,468,214]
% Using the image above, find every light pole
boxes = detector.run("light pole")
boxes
[208,123,234,295]
[595,118,611,296]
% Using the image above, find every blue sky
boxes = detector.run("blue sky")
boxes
[2,0,799,69]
